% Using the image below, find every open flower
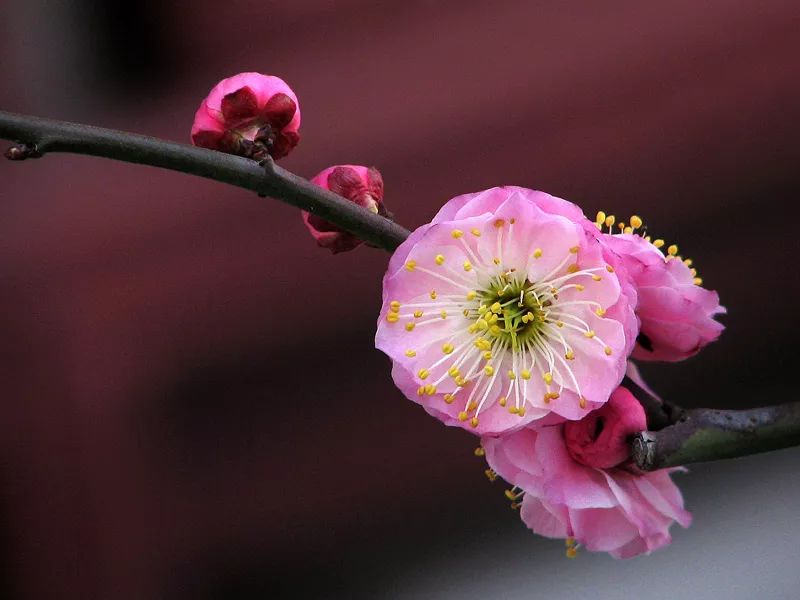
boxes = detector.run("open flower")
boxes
[376,187,638,435]
[597,216,725,362]
[302,165,387,253]
[482,386,691,558]
[191,72,301,160]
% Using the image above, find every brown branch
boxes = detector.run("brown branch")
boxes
[632,402,800,470]
[0,110,411,251]
[4,109,800,471]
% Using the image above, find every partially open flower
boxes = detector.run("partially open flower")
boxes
[302,165,387,253]
[597,214,725,362]
[482,386,691,559]
[191,72,300,160]
[376,187,639,435]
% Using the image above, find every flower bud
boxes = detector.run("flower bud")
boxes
[302,165,387,253]
[563,386,646,469]
[191,72,300,160]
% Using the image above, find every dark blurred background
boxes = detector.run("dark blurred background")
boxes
[1,1,800,598]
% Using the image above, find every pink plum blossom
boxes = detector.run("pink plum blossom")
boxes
[482,386,691,558]
[376,187,639,435]
[601,228,724,362]
[302,165,387,253]
[191,72,301,160]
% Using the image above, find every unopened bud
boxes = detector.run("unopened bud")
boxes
[191,72,300,160]
[302,165,387,253]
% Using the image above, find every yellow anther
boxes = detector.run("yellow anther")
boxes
[667,244,679,256]
[467,401,478,412]
[556,320,564,328]
[508,406,519,414]
[575,284,585,291]
[477,319,489,331]
[504,489,517,500]
[693,277,703,285]
[507,370,516,380]
[463,260,473,272]
[424,384,437,395]
[468,323,478,334]
[448,366,460,377]
[645,236,651,242]
[690,268,697,276]
[543,372,553,385]
[566,547,578,559]
[569,245,579,254]
[584,330,596,338]
[405,349,417,357]
[442,343,454,354]
[488,314,499,324]
[435,254,445,265]
[474,446,485,457]
[490,325,503,336]
[509,218,516,224]
[452,229,463,239]
[605,215,616,227]
[489,302,501,314]
[430,290,437,299]
[606,265,615,273]
[485,468,497,482]
[623,226,633,234]
[630,215,643,229]
[596,211,606,224]
[595,307,606,317]
[567,264,579,274]
[405,260,416,271]
[484,365,495,376]
[467,290,477,300]
[440,310,448,319]
[566,537,576,547]
[455,376,467,387]
[493,257,501,265]
[521,369,531,380]
[390,300,401,311]
[546,392,561,401]
[618,222,626,231]
[517,407,526,417]
[533,248,543,259]
[684,258,693,267]
[579,396,587,409]
[499,396,507,406]
[653,239,665,248]
[494,219,505,228]
[405,322,416,331]
[565,350,575,360]
[417,368,429,380]
[551,287,559,294]
[483,351,493,360]
[604,346,613,356]
[470,417,479,428]
[478,304,488,315]
[387,313,399,323]
[416,386,425,396]
[444,393,455,404]
[470,228,481,237]
[413,310,423,318]
[477,339,492,350]
[458,411,469,421]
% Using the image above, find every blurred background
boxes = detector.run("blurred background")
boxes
[1,1,800,598]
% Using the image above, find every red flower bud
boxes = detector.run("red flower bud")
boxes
[191,72,300,160]
[302,165,387,253]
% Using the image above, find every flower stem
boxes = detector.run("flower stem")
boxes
[0,110,411,251]
[4,109,800,470]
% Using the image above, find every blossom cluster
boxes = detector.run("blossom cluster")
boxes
[376,186,724,558]
[191,73,724,559]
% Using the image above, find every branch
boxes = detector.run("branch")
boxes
[0,110,411,251]
[632,402,800,471]
[4,110,800,470]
